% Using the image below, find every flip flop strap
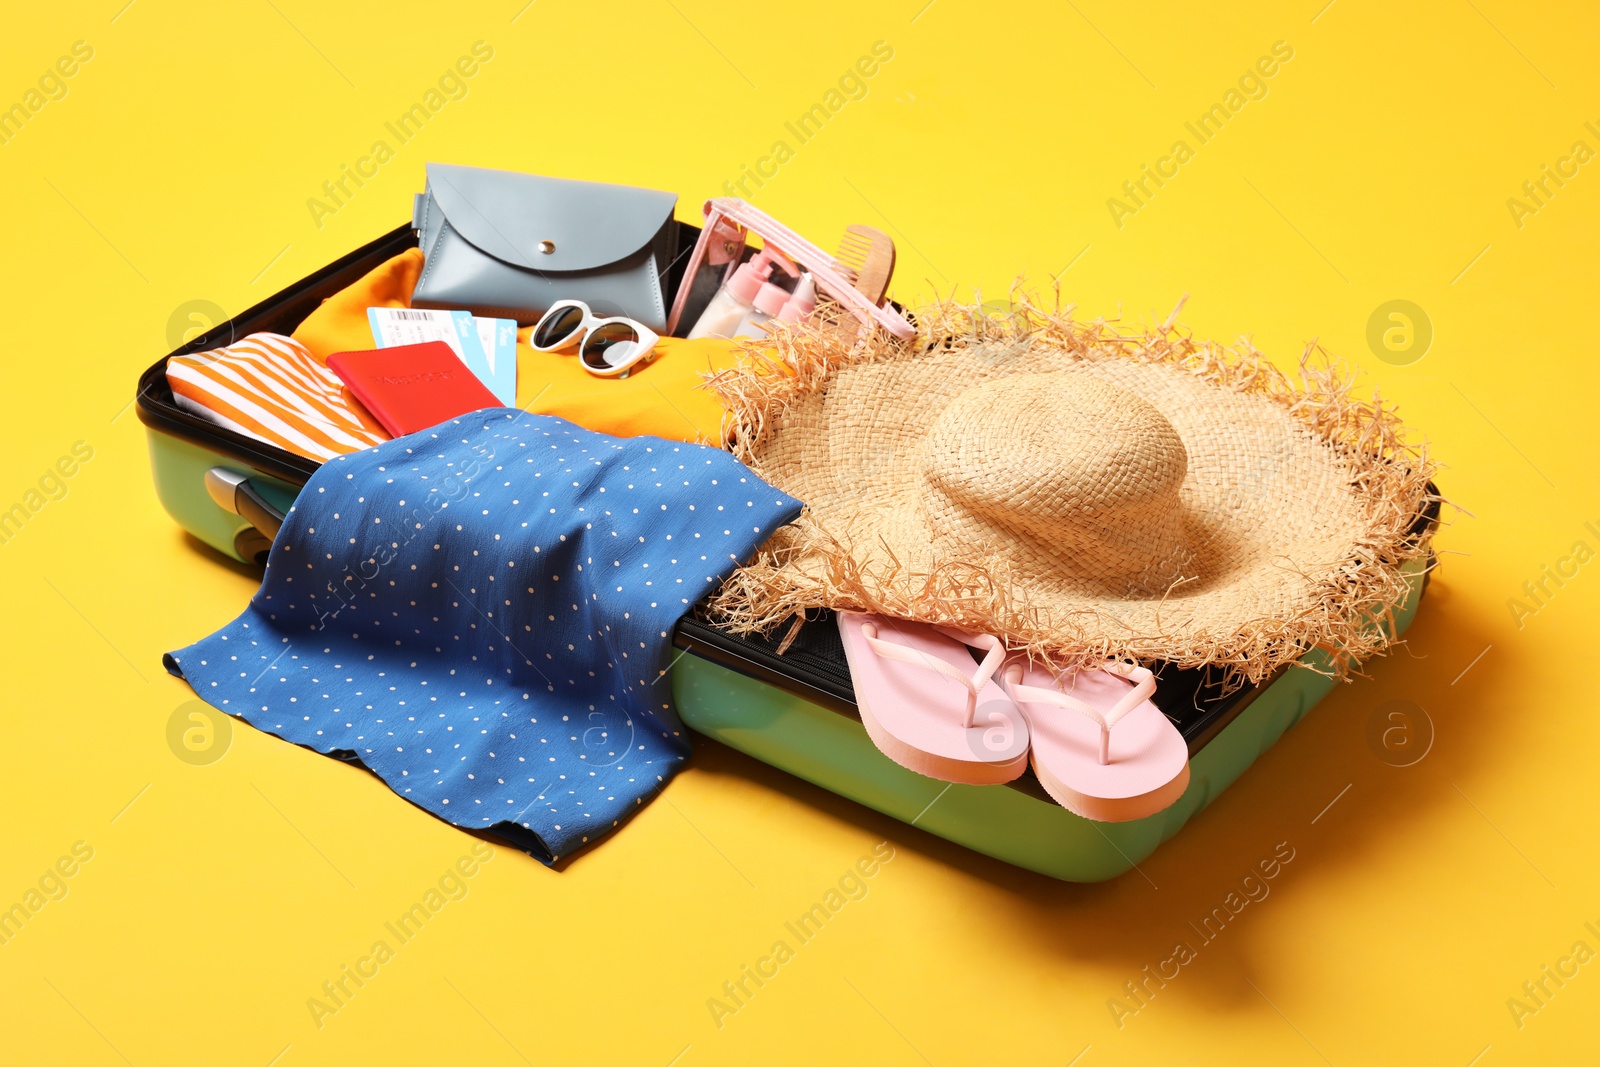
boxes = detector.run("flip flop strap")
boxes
[1009,682,1111,731]
[1010,664,1157,763]
[1097,662,1157,729]
[861,626,1005,728]
[936,629,1006,694]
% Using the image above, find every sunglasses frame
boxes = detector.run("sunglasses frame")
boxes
[529,299,660,379]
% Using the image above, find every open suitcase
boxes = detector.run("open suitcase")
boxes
[137,221,1438,882]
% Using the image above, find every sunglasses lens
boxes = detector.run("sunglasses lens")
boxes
[581,322,641,369]
[533,305,584,349]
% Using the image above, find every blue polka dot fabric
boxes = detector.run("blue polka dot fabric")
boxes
[166,410,802,863]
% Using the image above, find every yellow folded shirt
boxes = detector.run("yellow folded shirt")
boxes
[291,248,747,443]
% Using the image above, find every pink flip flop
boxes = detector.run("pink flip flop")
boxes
[1001,659,1190,822]
[837,612,1030,785]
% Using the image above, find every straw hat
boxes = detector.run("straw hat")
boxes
[711,300,1436,683]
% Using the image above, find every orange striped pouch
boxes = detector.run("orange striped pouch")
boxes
[167,333,390,462]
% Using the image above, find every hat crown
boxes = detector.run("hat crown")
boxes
[922,373,1193,593]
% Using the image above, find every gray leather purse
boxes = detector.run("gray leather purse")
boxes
[411,163,678,331]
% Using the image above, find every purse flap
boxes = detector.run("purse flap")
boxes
[425,163,677,272]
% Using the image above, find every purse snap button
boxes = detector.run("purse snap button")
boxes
[537,240,556,254]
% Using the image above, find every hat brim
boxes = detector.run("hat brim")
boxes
[710,301,1437,683]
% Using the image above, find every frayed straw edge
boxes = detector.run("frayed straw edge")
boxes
[705,294,1439,686]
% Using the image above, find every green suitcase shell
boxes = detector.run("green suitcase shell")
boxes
[137,222,1436,882]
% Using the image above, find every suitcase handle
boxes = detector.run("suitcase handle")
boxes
[205,466,286,542]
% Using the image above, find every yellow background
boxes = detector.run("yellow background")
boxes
[2,1,1597,1062]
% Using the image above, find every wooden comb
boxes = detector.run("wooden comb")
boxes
[817,225,895,344]
[834,225,896,307]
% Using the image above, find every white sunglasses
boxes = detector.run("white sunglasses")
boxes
[529,300,660,378]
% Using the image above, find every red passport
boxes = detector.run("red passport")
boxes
[326,341,502,437]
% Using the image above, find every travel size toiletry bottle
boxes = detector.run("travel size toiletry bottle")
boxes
[687,250,798,340]
[775,272,817,324]
[732,279,793,339]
